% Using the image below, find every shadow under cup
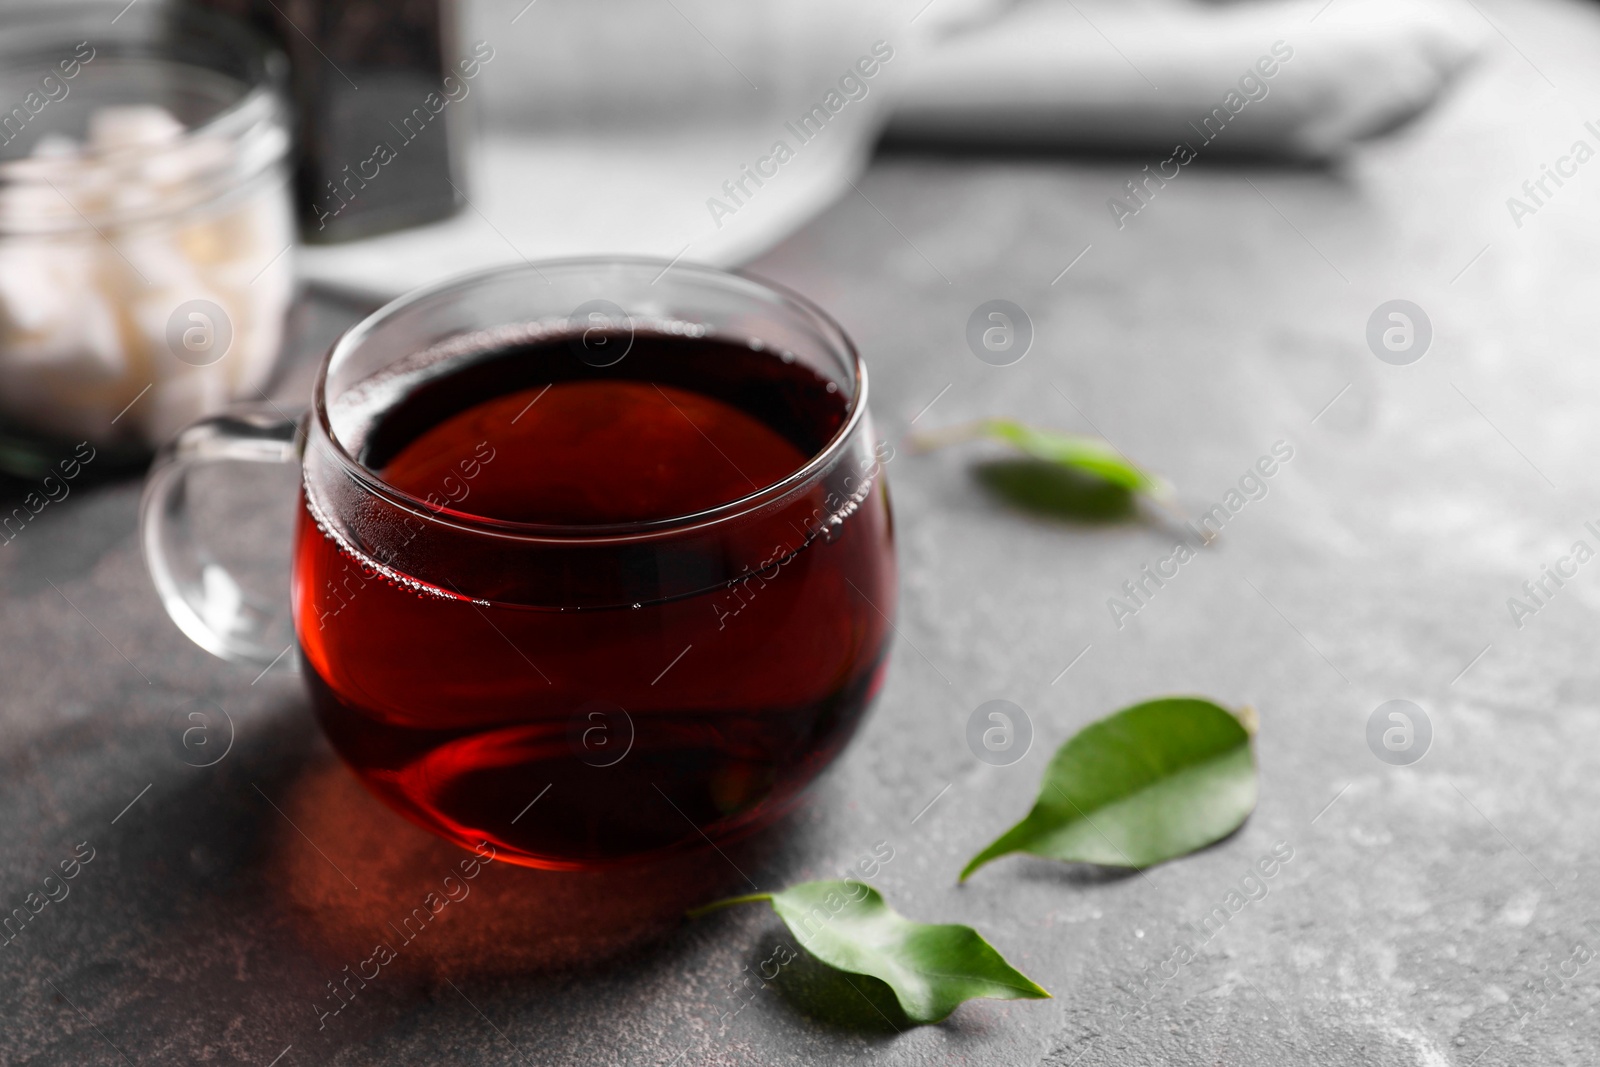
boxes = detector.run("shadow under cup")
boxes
[292,261,896,870]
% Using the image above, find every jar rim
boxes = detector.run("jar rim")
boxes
[311,257,871,545]
[0,3,288,231]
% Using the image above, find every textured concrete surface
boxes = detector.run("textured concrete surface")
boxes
[5,0,1600,1062]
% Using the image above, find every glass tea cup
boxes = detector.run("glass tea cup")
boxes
[142,259,896,869]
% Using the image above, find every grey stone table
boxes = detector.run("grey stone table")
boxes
[5,1,1600,1062]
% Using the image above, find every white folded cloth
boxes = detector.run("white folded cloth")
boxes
[888,0,1487,159]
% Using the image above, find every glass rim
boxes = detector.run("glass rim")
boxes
[0,3,285,127]
[312,256,870,544]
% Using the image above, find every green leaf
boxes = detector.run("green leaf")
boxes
[691,881,1050,1024]
[962,697,1257,881]
[974,458,1138,524]
[917,419,1171,502]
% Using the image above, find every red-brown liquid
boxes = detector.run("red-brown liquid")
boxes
[293,335,895,869]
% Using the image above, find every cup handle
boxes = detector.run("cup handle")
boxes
[140,403,302,668]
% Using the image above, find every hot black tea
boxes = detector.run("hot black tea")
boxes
[293,330,895,869]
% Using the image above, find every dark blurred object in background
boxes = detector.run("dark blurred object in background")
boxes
[191,0,462,242]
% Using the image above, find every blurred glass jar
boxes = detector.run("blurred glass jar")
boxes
[0,3,293,475]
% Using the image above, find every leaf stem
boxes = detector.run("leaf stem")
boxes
[908,420,989,453]
[1235,704,1259,737]
[1144,487,1197,535]
[685,892,773,919]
